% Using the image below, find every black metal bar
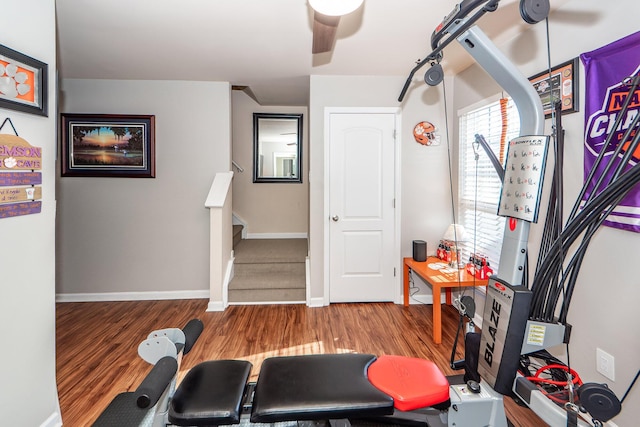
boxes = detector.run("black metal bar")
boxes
[474,134,505,182]
[398,0,501,102]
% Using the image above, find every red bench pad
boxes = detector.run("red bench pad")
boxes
[368,355,450,411]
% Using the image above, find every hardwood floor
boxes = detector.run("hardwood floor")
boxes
[56,300,547,426]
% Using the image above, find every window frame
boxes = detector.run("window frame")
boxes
[457,95,521,277]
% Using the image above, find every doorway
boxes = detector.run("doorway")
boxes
[325,108,401,303]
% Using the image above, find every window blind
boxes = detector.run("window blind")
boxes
[458,97,520,272]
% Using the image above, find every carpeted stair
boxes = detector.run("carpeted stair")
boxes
[229,238,307,304]
[233,224,243,247]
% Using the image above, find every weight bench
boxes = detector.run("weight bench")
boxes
[168,353,451,425]
[94,319,507,427]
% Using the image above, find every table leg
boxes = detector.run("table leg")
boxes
[433,284,442,344]
[403,262,410,307]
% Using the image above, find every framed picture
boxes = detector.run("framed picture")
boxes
[529,58,579,117]
[60,114,155,178]
[0,44,48,116]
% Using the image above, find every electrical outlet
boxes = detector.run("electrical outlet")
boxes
[596,348,615,381]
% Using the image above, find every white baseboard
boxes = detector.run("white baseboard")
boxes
[232,213,248,240]
[56,290,209,303]
[307,297,325,307]
[408,294,447,305]
[207,300,225,312]
[305,256,310,303]
[221,256,235,309]
[245,232,308,239]
[228,300,306,306]
[40,411,62,427]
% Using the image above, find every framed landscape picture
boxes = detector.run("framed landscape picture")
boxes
[61,114,155,177]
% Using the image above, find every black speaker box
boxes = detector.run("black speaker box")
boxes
[412,240,427,262]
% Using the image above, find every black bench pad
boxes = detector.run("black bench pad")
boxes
[169,360,252,426]
[92,393,154,427]
[250,353,394,423]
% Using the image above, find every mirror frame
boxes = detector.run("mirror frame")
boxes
[253,113,303,183]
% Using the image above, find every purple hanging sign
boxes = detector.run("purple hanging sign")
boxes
[581,31,640,233]
[0,201,41,218]
[0,171,42,186]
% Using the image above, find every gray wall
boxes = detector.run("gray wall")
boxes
[0,0,60,425]
[452,1,639,424]
[231,91,309,236]
[57,79,231,298]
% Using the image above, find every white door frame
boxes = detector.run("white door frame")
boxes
[323,107,402,305]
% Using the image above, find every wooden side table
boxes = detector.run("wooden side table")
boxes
[403,256,488,344]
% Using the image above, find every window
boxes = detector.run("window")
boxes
[458,97,520,273]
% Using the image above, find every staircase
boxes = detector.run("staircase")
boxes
[233,224,244,247]
[229,228,307,304]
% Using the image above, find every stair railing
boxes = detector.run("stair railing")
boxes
[204,171,234,311]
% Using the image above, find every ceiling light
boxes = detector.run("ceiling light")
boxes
[309,0,364,16]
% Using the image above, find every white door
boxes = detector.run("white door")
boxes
[328,112,396,302]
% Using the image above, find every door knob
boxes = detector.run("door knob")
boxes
[332,215,339,222]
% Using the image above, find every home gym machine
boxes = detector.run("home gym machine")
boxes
[92,1,637,426]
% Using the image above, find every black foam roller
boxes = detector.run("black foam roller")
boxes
[134,356,178,409]
[182,318,204,355]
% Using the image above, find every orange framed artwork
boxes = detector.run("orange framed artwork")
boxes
[0,44,48,116]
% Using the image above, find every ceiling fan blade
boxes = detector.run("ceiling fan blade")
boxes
[312,12,340,54]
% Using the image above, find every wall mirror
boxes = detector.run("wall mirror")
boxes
[253,113,303,183]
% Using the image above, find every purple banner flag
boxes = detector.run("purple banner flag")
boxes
[581,31,640,232]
